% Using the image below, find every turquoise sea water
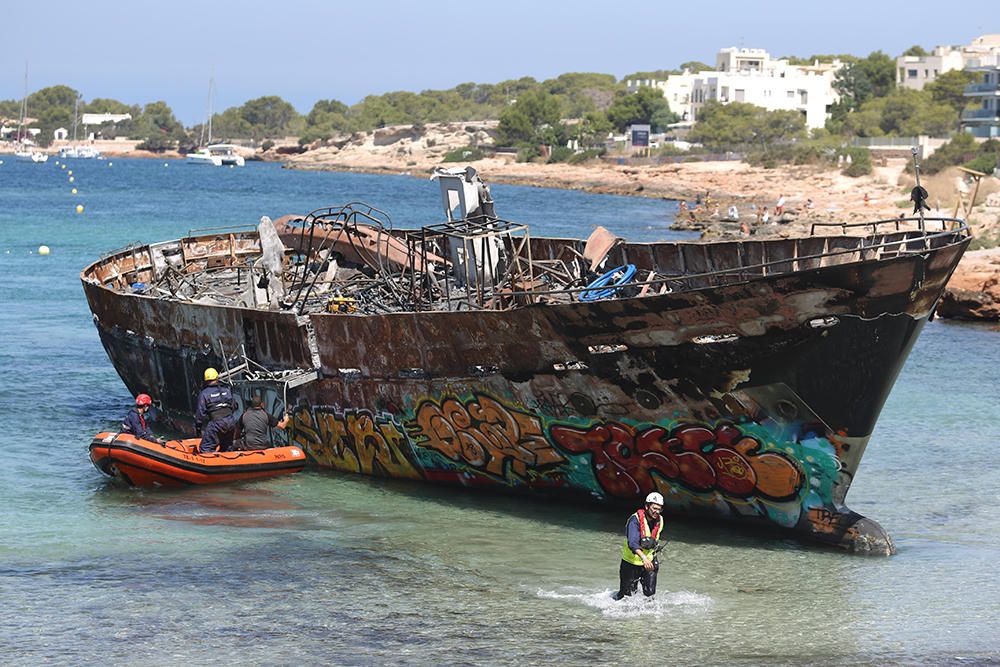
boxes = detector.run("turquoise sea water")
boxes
[0,158,998,665]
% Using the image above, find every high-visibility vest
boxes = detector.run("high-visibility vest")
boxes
[621,508,664,566]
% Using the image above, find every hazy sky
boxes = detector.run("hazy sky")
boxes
[2,0,996,124]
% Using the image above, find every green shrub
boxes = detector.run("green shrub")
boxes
[261,139,275,152]
[969,231,1000,251]
[964,153,998,175]
[842,147,873,177]
[655,143,689,157]
[567,148,604,164]
[745,138,841,168]
[135,136,175,152]
[547,146,575,163]
[922,132,978,173]
[516,146,540,162]
[442,145,487,162]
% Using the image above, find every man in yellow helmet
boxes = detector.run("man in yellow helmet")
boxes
[612,491,665,600]
[194,367,238,453]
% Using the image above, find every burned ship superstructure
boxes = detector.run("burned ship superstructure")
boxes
[81,167,971,554]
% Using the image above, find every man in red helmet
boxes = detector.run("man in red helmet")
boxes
[121,394,165,444]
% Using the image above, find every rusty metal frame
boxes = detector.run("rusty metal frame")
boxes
[90,215,970,315]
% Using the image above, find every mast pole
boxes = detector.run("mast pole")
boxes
[207,77,214,145]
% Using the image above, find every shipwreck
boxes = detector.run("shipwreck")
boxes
[81,167,971,554]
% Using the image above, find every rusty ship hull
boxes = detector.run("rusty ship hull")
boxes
[81,194,970,555]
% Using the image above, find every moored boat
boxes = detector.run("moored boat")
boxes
[186,144,245,167]
[88,432,307,487]
[14,148,48,162]
[59,145,102,160]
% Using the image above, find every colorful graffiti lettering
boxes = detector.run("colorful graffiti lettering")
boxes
[291,407,422,479]
[549,422,803,502]
[408,394,564,482]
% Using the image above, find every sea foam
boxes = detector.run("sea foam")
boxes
[535,586,712,618]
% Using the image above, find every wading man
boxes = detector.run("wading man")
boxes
[613,492,665,600]
[194,368,238,453]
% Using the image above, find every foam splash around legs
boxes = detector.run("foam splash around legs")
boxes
[536,587,712,618]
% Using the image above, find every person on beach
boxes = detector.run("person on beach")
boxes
[194,368,239,453]
[235,394,290,450]
[727,204,739,221]
[121,393,165,444]
[761,207,771,224]
[775,194,785,217]
[613,492,665,600]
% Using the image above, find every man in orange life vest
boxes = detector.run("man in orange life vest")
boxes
[613,491,665,600]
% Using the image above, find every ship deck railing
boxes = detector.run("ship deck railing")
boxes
[506,216,969,302]
[86,216,970,312]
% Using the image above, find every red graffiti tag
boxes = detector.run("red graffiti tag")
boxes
[550,422,803,502]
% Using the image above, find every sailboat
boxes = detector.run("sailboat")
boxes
[58,96,102,159]
[14,66,48,163]
[186,77,244,167]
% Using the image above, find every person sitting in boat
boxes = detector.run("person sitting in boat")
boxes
[235,394,290,450]
[194,368,238,453]
[122,394,165,444]
[612,491,665,601]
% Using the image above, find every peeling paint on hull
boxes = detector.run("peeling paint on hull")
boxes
[81,226,970,555]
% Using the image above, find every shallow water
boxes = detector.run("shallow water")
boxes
[0,158,998,665]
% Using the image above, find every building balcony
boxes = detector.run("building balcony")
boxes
[961,108,1000,121]
[964,82,1000,95]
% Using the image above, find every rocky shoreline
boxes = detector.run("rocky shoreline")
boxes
[279,123,1000,321]
[936,248,1000,322]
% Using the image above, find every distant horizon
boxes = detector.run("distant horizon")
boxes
[2,0,996,125]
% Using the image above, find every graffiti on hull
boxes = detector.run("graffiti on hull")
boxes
[408,393,564,483]
[550,422,804,502]
[286,390,841,534]
[292,407,422,479]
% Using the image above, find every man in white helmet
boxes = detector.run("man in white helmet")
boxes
[612,491,665,600]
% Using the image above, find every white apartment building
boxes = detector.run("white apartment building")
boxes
[896,34,1000,90]
[897,47,965,90]
[656,48,842,130]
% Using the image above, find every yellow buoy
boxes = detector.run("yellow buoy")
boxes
[69,176,75,183]
[76,204,84,214]
[68,170,73,175]
[38,245,50,255]
[71,188,77,194]
[61,164,66,170]
[108,162,113,167]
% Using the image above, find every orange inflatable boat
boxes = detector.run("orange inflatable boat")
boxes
[89,432,307,487]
